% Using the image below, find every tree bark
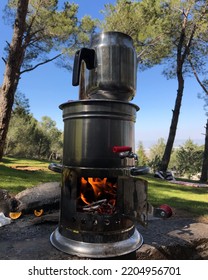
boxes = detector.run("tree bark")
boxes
[200,119,208,183]
[0,0,29,160]
[159,72,184,172]
[159,25,185,172]
[159,8,195,172]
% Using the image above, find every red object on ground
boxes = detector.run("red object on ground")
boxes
[159,204,173,218]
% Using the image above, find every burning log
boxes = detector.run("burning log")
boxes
[78,177,117,214]
[82,199,107,210]
[81,199,116,214]
[80,177,116,202]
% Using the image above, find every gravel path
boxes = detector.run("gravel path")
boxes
[0,209,207,260]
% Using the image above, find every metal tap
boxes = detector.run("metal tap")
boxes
[118,151,138,161]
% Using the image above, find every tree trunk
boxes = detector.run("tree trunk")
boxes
[159,70,184,172]
[200,119,208,183]
[159,9,193,172]
[0,0,29,160]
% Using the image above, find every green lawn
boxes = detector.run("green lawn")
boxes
[0,157,207,219]
[141,174,208,218]
[0,157,61,193]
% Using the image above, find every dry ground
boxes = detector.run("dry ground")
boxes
[0,207,207,260]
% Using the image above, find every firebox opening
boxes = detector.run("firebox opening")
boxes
[77,177,118,214]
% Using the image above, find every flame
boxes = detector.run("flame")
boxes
[88,177,107,197]
[79,177,117,210]
[80,192,90,205]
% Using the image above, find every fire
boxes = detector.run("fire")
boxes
[78,177,117,214]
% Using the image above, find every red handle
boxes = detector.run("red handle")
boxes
[112,146,132,153]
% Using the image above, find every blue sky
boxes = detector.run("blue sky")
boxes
[0,0,206,148]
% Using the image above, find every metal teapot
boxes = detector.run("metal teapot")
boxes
[72,31,137,101]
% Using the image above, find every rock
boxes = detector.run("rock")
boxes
[168,222,208,241]
[136,220,208,260]
[136,244,167,260]
[195,240,208,259]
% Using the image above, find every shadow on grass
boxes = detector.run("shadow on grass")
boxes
[142,174,208,194]
[0,164,61,194]
[150,195,208,216]
[150,180,208,195]
[1,157,14,164]
[140,174,208,217]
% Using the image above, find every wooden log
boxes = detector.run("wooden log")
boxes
[117,177,148,226]
[10,182,61,213]
[0,189,11,216]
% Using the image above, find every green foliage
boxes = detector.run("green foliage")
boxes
[148,138,166,171]
[3,0,97,72]
[6,114,63,159]
[136,141,148,166]
[13,91,30,116]
[143,138,204,178]
[158,0,208,79]
[148,155,162,173]
[5,113,39,157]
[102,0,176,67]
[147,138,176,172]
[102,0,208,74]
[38,116,63,159]
[5,97,63,159]
[175,139,203,178]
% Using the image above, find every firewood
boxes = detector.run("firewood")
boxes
[9,182,61,214]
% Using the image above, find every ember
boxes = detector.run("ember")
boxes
[78,177,117,214]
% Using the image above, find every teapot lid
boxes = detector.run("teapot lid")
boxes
[90,31,134,46]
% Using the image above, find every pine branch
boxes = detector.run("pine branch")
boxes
[20,54,62,74]
[137,35,163,61]
[188,57,208,95]
[1,57,7,64]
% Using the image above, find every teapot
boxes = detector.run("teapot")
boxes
[72,31,137,101]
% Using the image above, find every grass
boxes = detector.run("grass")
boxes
[0,156,61,193]
[141,174,208,219]
[0,157,207,219]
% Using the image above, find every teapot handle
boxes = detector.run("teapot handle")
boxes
[72,48,96,86]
